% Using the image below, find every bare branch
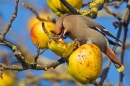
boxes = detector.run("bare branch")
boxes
[0,58,65,71]
[33,41,47,63]
[22,3,54,22]
[99,1,130,85]
[0,40,30,66]
[33,47,46,64]
[59,0,80,14]
[82,3,89,8]
[41,21,58,42]
[0,0,19,40]
[104,3,122,21]
[119,0,130,85]
[99,59,110,86]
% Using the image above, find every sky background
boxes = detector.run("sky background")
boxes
[0,0,130,86]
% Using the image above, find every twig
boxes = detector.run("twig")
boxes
[113,0,123,8]
[21,2,65,70]
[82,3,89,8]
[22,3,53,22]
[99,18,123,86]
[59,0,100,18]
[99,59,110,86]
[41,22,52,39]
[22,2,59,41]
[33,41,47,63]
[99,17,122,86]
[119,0,130,85]
[0,0,65,71]
[113,21,120,28]
[99,1,129,85]
[20,71,76,85]
[101,0,130,85]
[0,58,65,71]
[59,0,80,15]
[0,40,30,67]
[0,0,29,67]
[104,3,122,21]
[0,0,19,40]
[0,39,65,71]
[33,47,46,64]
[41,22,58,42]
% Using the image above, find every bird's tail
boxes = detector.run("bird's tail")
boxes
[104,46,124,72]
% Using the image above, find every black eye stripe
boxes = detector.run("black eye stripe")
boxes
[62,24,65,30]
[64,31,70,36]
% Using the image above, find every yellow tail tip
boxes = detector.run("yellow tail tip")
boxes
[117,65,124,72]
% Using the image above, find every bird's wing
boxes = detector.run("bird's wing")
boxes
[90,26,122,43]
[81,16,122,43]
[107,38,121,46]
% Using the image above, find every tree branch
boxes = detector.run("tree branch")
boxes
[119,0,130,85]
[0,58,65,71]
[0,0,65,72]
[104,3,122,21]
[0,0,19,40]
[59,0,80,14]
[22,3,54,22]
[99,1,130,85]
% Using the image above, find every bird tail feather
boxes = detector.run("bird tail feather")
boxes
[105,46,124,72]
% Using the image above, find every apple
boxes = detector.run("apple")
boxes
[28,12,55,30]
[48,38,76,58]
[0,72,14,86]
[30,21,55,49]
[67,44,102,84]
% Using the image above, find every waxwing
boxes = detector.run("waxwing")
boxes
[55,14,124,72]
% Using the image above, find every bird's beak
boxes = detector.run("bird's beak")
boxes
[59,30,65,38]
[60,29,68,38]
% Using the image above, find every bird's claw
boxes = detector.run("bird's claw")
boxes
[86,39,93,44]
[74,38,83,48]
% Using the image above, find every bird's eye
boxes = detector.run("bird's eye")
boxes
[58,24,65,35]
[64,31,70,36]
[61,24,65,30]
[57,25,65,35]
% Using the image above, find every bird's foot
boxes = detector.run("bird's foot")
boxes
[74,38,83,48]
[86,39,93,44]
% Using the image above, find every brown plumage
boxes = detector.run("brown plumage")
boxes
[55,14,124,72]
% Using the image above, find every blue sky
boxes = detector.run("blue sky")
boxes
[0,0,130,86]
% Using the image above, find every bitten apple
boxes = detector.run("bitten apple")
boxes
[48,38,76,58]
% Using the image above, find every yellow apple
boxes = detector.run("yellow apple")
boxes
[28,12,55,30]
[47,0,83,16]
[0,72,14,86]
[48,38,76,58]
[67,44,102,84]
[30,21,55,49]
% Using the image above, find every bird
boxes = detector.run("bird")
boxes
[46,0,83,16]
[54,14,124,72]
